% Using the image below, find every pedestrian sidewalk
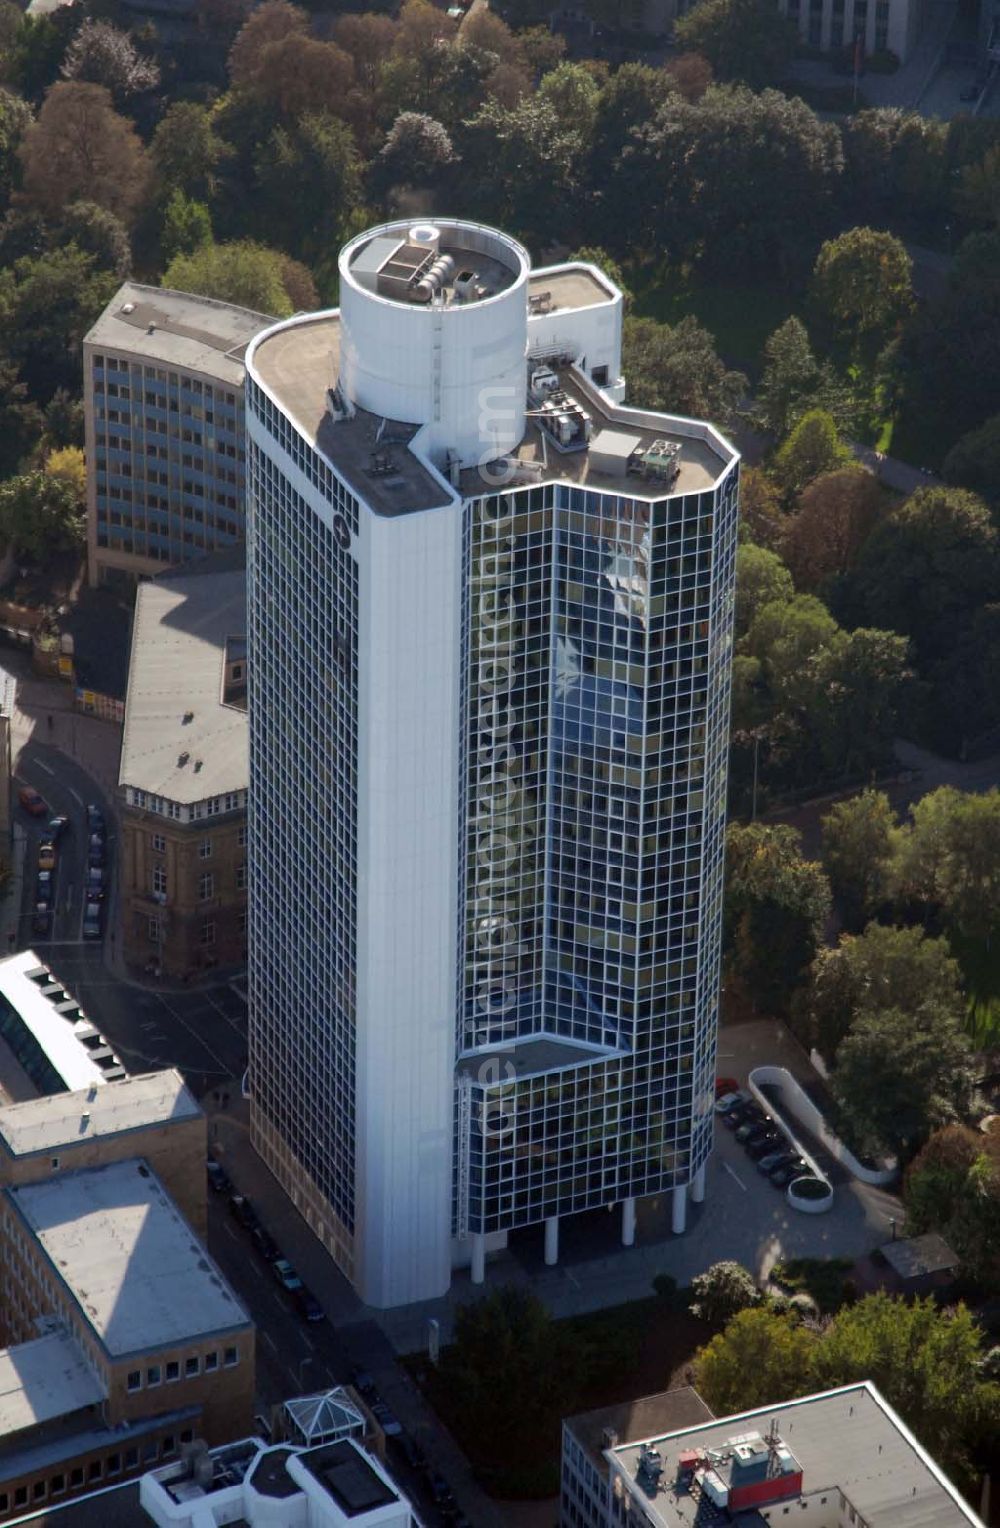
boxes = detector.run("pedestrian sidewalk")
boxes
[11,673,122,798]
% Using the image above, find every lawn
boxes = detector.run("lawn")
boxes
[407,1296,707,1499]
[629,262,801,380]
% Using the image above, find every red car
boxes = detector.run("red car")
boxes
[715,1076,740,1098]
[18,787,47,817]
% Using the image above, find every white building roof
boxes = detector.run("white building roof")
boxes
[0,952,112,1094]
[119,565,248,804]
[85,283,274,390]
[0,1330,106,1438]
[0,1070,200,1158]
[7,1159,250,1357]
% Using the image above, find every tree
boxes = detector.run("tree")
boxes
[674,0,796,90]
[161,190,212,263]
[0,245,118,400]
[0,360,43,476]
[812,626,911,779]
[0,469,85,558]
[236,34,354,123]
[819,790,901,931]
[734,542,793,639]
[901,787,1000,947]
[42,388,83,451]
[665,51,713,100]
[815,1295,990,1477]
[439,1287,582,1455]
[813,228,913,358]
[926,603,1000,757]
[227,0,306,88]
[19,82,149,223]
[535,60,600,140]
[695,1307,818,1415]
[623,315,746,426]
[856,487,1000,668]
[0,88,32,214]
[60,20,159,102]
[151,102,229,202]
[374,111,455,196]
[689,1261,760,1325]
[956,144,1000,230]
[162,240,305,317]
[757,317,820,438]
[44,444,85,500]
[742,592,839,707]
[5,12,75,101]
[905,1126,1000,1291]
[724,823,831,1014]
[943,414,1000,510]
[782,468,883,592]
[842,109,947,229]
[797,922,964,1062]
[459,94,581,245]
[253,113,361,263]
[738,465,786,552]
[58,201,131,277]
[771,410,853,498]
[332,13,395,93]
[832,1001,973,1159]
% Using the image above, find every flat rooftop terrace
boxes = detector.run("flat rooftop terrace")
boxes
[611,1384,982,1528]
[7,1159,250,1358]
[0,1070,200,1159]
[529,264,616,312]
[251,315,451,517]
[86,283,275,389]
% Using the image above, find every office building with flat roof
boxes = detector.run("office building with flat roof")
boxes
[118,554,248,977]
[0,1158,252,1522]
[246,219,739,1307]
[84,285,273,588]
[562,1382,984,1528]
[0,953,126,1102]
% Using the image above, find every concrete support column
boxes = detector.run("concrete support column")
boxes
[621,1197,636,1247]
[672,1184,687,1235]
[470,1233,485,1285]
[691,1164,706,1204]
[544,1215,559,1266]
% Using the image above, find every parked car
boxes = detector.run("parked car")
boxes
[722,1104,755,1130]
[251,1224,279,1262]
[206,1160,230,1194]
[86,804,106,837]
[272,1257,303,1293]
[32,903,52,937]
[82,901,103,940]
[86,866,106,900]
[734,1116,772,1143]
[756,1148,793,1174]
[371,1400,402,1436]
[37,839,57,872]
[395,1434,427,1472]
[18,786,47,817]
[746,1132,785,1161]
[714,1076,739,1097]
[293,1286,325,1323]
[429,1473,454,1508]
[229,1193,257,1230]
[715,1090,749,1115]
[35,870,54,905]
[87,834,105,868]
[47,815,69,840]
[769,1157,809,1187]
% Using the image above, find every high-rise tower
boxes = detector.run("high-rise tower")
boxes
[245,220,739,1308]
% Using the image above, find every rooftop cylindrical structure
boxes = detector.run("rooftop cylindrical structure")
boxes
[337,218,530,470]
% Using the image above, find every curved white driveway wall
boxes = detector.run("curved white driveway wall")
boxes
[749,1065,898,1186]
[338,220,530,469]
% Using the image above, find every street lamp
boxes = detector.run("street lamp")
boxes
[297,1355,316,1393]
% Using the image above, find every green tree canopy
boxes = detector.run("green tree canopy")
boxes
[771,409,853,499]
[901,786,1000,946]
[734,542,793,640]
[623,314,745,426]
[0,244,118,400]
[814,1294,991,1477]
[943,413,1000,510]
[724,823,831,1014]
[856,487,1000,665]
[796,922,964,1062]
[57,201,130,278]
[151,102,230,202]
[812,227,914,355]
[0,468,85,558]
[756,316,847,438]
[695,1307,818,1415]
[819,789,902,931]
[674,0,796,90]
[160,190,212,264]
[0,88,32,214]
[832,1000,973,1160]
[162,239,306,317]
[905,1126,1000,1291]
[689,1261,761,1325]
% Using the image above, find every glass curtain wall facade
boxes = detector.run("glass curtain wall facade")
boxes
[457,469,738,1238]
[245,379,361,1278]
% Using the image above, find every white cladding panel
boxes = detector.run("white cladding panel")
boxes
[338,223,529,469]
[527,292,624,386]
[353,498,462,1308]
